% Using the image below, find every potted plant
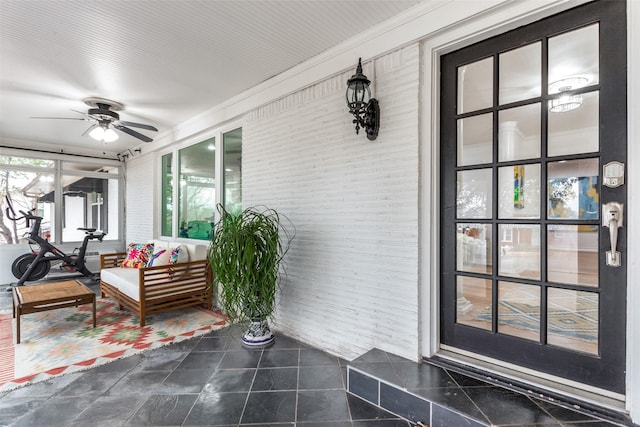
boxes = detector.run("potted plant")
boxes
[208,204,294,346]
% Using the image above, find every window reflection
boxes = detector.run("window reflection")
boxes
[548,91,599,157]
[60,176,118,242]
[1,157,122,245]
[547,288,598,355]
[498,281,540,342]
[498,224,540,280]
[457,223,492,274]
[456,276,492,331]
[457,57,493,114]
[547,158,599,220]
[547,24,599,157]
[547,225,598,287]
[4,171,55,242]
[457,169,492,219]
[457,114,492,166]
[499,42,541,105]
[498,164,541,219]
[161,153,173,237]
[178,139,216,240]
[223,128,242,213]
[498,104,541,161]
[548,24,599,90]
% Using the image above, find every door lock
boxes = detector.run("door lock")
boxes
[603,161,625,188]
[602,202,623,267]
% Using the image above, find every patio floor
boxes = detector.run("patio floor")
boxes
[0,277,634,426]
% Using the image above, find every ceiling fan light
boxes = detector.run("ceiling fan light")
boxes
[89,126,105,141]
[104,128,119,142]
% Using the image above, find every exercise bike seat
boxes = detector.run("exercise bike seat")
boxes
[77,227,97,232]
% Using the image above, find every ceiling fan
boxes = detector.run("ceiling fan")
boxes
[31,97,158,143]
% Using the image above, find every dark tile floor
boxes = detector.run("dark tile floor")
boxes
[0,278,406,427]
[1,277,637,426]
[349,349,636,426]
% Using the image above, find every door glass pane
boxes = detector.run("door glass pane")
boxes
[547,288,598,355]
[458,113,492,166]
[499,224,540,280]
[498,164,540,219]
[548,24,599,91]
[548,225,598,287]
[457,169,492,219]
[499,42,541,105]
[548,24,599,157]
[548,91,599,157]
[456,276,492,331]
[457,223,492,274]
[498,104,541,161]
[458,57,493,114]
[498,281,540,341]
[548,158,599,220]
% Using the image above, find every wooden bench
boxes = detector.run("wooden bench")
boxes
[99,241,213,326]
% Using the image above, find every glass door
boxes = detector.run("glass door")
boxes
[440,0,626,393]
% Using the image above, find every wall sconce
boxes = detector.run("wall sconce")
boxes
[346,58,380,141]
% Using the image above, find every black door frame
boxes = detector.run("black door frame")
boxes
[439,0,627,393]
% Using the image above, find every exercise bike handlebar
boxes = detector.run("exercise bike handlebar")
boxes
[86,230,107,241]
[5,195,106,240]
[5,194,38,222]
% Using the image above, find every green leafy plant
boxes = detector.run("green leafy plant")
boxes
[208,204,294,324]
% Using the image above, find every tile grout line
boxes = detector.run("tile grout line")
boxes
[236,342,264,426]
[181,335,213,427]
[445,367,492,426]
[294,346,301,425]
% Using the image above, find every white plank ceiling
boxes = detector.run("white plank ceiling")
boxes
[0,0,422,157]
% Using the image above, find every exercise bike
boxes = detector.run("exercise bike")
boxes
[5,195,106,287]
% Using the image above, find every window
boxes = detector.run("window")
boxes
[161,153,173,237]
[160,127,242,240]
[0,154,122,245]
[60,174,119,242]
[223,128,242,213]
[178,138,216,240]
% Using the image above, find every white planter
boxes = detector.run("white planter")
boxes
[242,320,275,346]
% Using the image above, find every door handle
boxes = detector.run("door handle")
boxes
[602,202,624,267]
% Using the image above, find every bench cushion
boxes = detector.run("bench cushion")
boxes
[101,267,141,301]
[151,240,207,262]
[122,242,155,268]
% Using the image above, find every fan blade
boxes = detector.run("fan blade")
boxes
[118,121,158,131]
[113,124,153,142]
[82,124,98,136]
[30,116,87,120]
[32,109,88,120]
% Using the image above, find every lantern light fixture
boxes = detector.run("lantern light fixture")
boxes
[346,58,380,141]
[548,77,588,113]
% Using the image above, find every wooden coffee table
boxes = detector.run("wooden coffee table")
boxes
[12,280,96,344]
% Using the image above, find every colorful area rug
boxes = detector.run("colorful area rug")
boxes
[0,298,227,392]
[477,297,598,342]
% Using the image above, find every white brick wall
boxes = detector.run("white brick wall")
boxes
[244,44,420,361]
